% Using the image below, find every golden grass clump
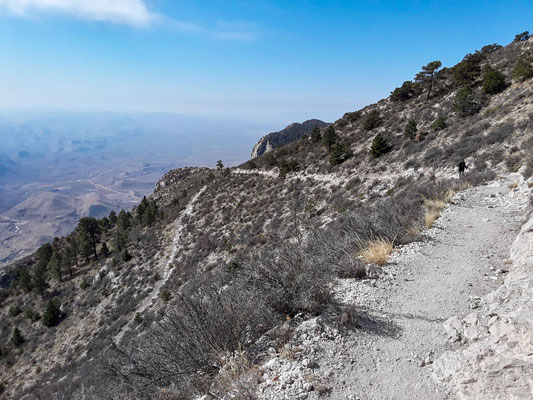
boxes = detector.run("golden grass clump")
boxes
[425,209,440,229]
[508,182,518,189]
[528,181,533,188]
[360,239,394,265]
[424,198,447,211]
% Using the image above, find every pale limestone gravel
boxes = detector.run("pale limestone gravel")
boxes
[257,174,530,400]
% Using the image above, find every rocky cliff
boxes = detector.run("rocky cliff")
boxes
[250,119,328,158]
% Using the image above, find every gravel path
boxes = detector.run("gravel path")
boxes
[257,176,530,400]
[324,177,527,400]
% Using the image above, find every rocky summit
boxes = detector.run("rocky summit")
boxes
[1,34,533,400]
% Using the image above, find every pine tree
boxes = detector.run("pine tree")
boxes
[311,125,322,143]
[370,134,392,158]
[482,65,507,94]
[101,242,110,258]
[15,267,33,292]
[431,116,447,131]
[512,53,533,81]
[10,327,24,347]
[32,265,48,298]
[42,298,62,327]
[137,196,149,221]
[216,160,224,170]
[322,126,337,150]
[47,251,63,282]
[414,61,442,100]
[329,143,353,165]
[117,210,131,231]
[37,243,53,268]
[68,237,79,268]
[63,247,74,277]
[76,217,101,261]
[404,119,418,140]
[108,210,117,225]
[113,229,128,252]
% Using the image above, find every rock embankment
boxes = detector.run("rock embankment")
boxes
[434,178,533,399]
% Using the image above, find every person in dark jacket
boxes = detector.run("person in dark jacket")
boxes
[458,159,467,179]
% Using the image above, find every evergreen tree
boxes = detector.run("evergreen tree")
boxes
[363,110,382,131]
[329,143,353,165]
[42,298,62,327]
[482,66,507,94]
[404,119,418,140]
[390,80,415,101]
[113,229,128,252]
[32,265,48,298]
[453,86,483,116]
[117,210,131,231]
[122,249,133,262]
[63,247,74,278]
[512,53,533,81]
[370,134,392,158]
[311,125,322,143]
[514,31,530,42]
[76,217,101,261]
[108,210,117,225]
[216,160,224,170]
[68,237,79,268]
[137,196,149,222]
[101,242,110,258]
[47,251,63,282]
[10,327,24,347]
[100,217,111,233]
[431,116,447,131]
[414,60,442,100]
[452,52,485,86]
[78,233,94,261]
[322,126,337,150]
[15,267,33,292]
[37,243,53,268]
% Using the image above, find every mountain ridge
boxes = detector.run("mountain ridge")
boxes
[0,34,532,399]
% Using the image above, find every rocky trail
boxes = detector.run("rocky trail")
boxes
[257,174,532,400]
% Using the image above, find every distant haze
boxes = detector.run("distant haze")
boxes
[0,111,279,266]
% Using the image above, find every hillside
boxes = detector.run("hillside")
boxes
[0,35,532,400]
[250,119,328,158]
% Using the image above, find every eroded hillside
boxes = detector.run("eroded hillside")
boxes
[0,35,532,399]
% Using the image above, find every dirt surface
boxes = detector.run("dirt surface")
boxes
[257,175,530,400]
[322,177,528,400]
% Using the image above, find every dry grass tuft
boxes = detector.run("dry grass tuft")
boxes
[425,209,440,229]
[508,182,518,189]
[359,239,394,265]
[527,181,533,188]
[424,198,447,211]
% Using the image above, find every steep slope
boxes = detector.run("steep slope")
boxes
[251,119,328,158]
[0,35,532,400]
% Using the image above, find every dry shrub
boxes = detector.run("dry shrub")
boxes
[423,197,447,211]
[425,209,440,229]
[508,182,518,189]
[359,239,393,265]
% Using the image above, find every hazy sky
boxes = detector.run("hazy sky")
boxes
[0,0,531,124]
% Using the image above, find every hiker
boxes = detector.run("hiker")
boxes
[458,159,467,179]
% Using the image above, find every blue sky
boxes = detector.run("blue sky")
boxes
[0,0,531,124]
